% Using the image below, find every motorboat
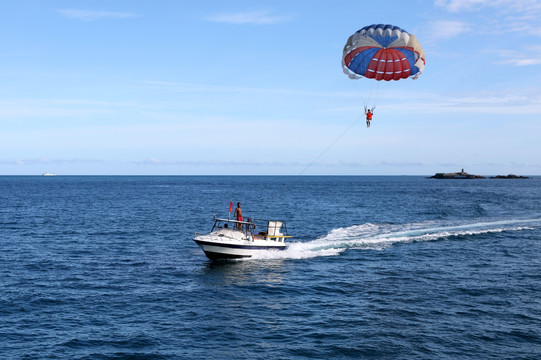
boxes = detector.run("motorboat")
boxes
[193,216,291,260]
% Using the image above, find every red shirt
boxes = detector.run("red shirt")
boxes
[366,112,373,120]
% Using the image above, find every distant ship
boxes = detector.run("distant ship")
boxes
[42,172,57,176]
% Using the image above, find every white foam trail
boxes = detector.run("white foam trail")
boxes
[248,218,540,261]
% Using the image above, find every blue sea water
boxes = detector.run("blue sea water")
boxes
[1,175,541,359]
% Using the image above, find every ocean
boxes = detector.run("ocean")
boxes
[1,175,540,359]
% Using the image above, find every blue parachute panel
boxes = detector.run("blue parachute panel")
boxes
[347,48,379,77]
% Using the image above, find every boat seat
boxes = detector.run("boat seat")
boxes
[267,221,283,237]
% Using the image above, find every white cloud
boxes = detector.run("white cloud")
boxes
[0,158,104,165]
[429,1,541,42]
[503,13,541,36]
[434,0,541,25]
[58,9,140,21]
[425,20,472,41]
[374,87,541,115]
[435,0,541,12]
[205,10,290,25]
[135,158,304,167]
[492,45,541,66]
[505,58,541,66]
[499,55,541,66]
[434,1,541,35]
[435,0,492,12]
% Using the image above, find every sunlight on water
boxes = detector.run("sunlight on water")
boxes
[249,218,540,261]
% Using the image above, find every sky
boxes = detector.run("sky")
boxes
[1,0,541,175]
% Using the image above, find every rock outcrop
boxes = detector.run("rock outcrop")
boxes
[489,174,530,179]
[427,169,486,179]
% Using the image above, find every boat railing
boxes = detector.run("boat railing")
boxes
[213,217,287,231]
[209,216,291,242]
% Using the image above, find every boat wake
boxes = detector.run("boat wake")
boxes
[249,217,541,261]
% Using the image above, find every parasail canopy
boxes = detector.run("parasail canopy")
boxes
[342,24,425,81]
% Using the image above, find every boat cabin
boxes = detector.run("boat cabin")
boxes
[211,217,290,243]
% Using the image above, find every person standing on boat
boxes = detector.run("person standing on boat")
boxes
[234,202,243,230]
[247,217,256,232]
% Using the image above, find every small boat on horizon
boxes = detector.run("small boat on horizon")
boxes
[42,172,57,176]
[193,216,291,260]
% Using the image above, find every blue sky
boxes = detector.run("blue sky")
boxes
[1,0,541,175]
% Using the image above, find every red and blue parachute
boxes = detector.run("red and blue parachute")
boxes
[342,24,425,81]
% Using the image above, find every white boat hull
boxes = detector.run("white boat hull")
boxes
[193,235,286,260]
[193,218,290,260]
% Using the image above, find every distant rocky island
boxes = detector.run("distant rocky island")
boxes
[427,169,530,179]
[489,174,530,179]
[427,169,485,179]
